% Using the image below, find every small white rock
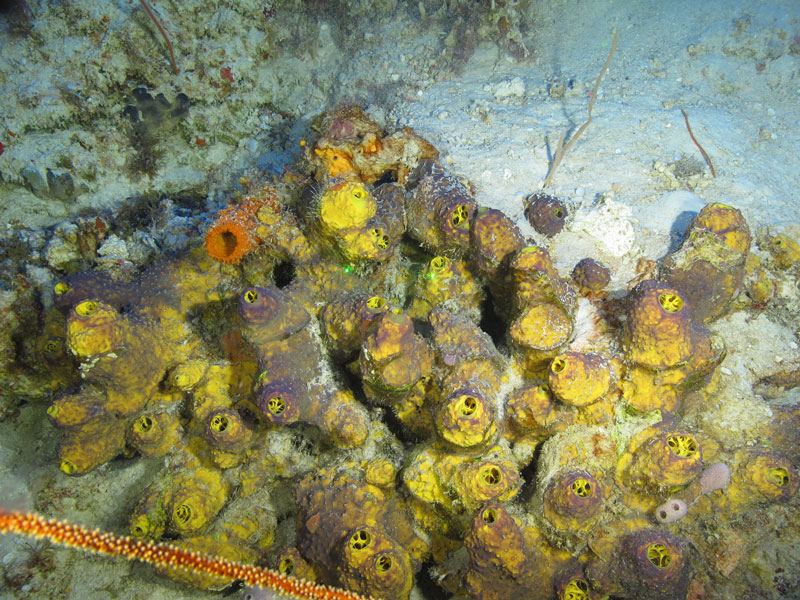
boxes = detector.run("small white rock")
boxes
[488,76,526,100]
[98,235,129,259]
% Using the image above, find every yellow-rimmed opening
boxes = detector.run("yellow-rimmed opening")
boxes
[563,579,590,600]
[268,396,286,415]
[646,543,672,569]
[457,395,478,417]
[658,293,683,313]
[769,466,790,487]
[571,478,592,498]
[278,557,295,575]
[243,289,259,304]
[667,434,698,458]
[210,414,230,433]
[366,296,385,310]
[451,205,469,227]
[481,465,502,486]
[75,300,97,317]
[43,339,61,354]
[135,415,155,434]
[370,228,391,249]
[376,555,393,573]
[431,256,450,271]
[130,515,150,538]
[174,504,193,525]
[349,529,371,551]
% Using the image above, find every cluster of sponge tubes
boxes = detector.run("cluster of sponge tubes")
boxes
[38,104,799,599]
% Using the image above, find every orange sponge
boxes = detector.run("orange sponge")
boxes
[205,189,279,263]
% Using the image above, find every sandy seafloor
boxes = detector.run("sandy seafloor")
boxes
[0,0,799,598]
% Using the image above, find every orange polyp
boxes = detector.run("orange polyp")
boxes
[205,189,279,264]
[0,509,375,600]
[205,202,258,264]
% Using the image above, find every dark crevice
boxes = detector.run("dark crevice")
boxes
[273,260,296,289]
[478,291,505,347]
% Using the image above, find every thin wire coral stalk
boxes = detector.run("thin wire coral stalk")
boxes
[680,109,716,178]
[139,0,180,75]
[543,30,618,189]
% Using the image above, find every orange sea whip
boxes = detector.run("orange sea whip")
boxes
[0,509,375,600]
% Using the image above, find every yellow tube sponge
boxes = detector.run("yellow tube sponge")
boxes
[586,528,691,600]
[507,246,577,317]
[435,383,497,448]
[316,181,398,263]
[320,294,389,361]
[405,160,477,254]
[128,411,182,458]
[469,206,526,281]
[724,448,799,510]
[168,467,230,536]
[661,202,751,322]
[692,202,751,254]
[617,424,704,510]
[58,416,127,476]
[314,389,370,448]
[293,462,426,600]
[130,482,168,540]
[464,504,568,600]
[360,310,433,402]
[337,200,381,233]
[451,452,522,512]
[465,505,528,577]
[505,384,568,441]
[338,526,414,600]
[408,256,484,322]
[65,299,171,417]
[47,388,106,429]
[767,232,800,269]
[540,469,605,547]
[509,302,574,368]
[204,408,253,467]
[622,279,709,370]
[66,300,125,357]
[548,352,613,407]
[403,445,452,510]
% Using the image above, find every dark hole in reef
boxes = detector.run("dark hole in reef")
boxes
[341,363,424,447]
[220,231,238,256]
[382,404,425,447]
[228,581,246,596]
[417,559,451,599]
[372,170,396,186]
[273,260,296,289]
[478,292,505,347]
[516,440,545,504]
[288,428,318,456]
